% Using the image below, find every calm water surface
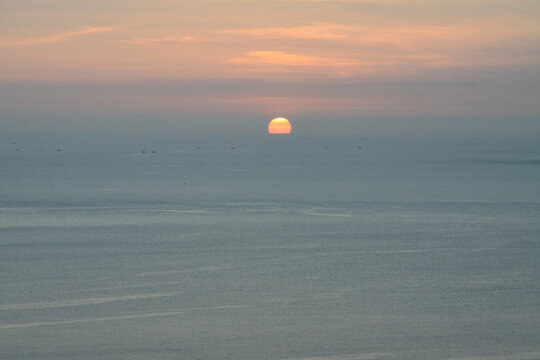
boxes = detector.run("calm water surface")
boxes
[1,135,539,359]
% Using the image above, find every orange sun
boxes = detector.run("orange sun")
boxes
[268,117,292,134]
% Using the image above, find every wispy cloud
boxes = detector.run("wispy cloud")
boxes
[231,50,358,67]
[221,20,539,74]
[0,27,118,47]
[129,36,211,45]
[279,0,432,3]
[219,22,489,47]
[220,23,353,40]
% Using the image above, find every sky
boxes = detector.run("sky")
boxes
[1,0,539,136]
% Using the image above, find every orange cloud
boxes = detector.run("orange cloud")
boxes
[129,36,211,45]
[220,22,487,47]
[218,20,538,49]
[0,27,118,47]
[220,23,353,40]
[283,0,398,2]
[231,50,358,67]
[221,20,539,74]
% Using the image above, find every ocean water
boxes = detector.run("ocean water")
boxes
[1,134,539,360]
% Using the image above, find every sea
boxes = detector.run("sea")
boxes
[1,134,539,360]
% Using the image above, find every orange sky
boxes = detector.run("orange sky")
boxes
[1,0,539,134]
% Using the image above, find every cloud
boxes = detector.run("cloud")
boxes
[221,20,539,74]
[129,36,211,45]
[219,22,487,47]
[281,0,397,3]
[220,23,353,40]
[230,50,358,67]
[0,27,118,47]
[228,50,453,77]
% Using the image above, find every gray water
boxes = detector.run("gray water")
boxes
[1,134,539,360]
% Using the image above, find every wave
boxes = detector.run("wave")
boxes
[0,305,245,329]
[279,353,393,360]
[0,292,180,310]
[303,212,351,217]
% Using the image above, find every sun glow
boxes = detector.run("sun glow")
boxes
[268,117,292,134]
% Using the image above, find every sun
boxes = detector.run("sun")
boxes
[268,117,292,134]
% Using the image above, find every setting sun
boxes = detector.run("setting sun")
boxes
[268,117,292,134]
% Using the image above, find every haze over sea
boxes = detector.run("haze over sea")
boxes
[1,133,539,360]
